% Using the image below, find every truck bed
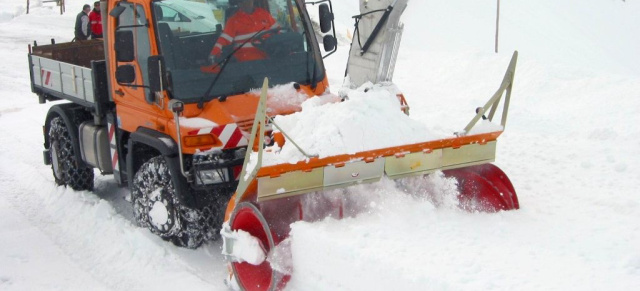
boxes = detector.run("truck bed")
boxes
[29,39,108,107]
[31,39,104,68]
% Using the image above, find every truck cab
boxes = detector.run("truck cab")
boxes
[108,0,334,141]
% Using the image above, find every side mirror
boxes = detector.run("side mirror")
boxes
[319,4,333,34]
[109,5,126,18]
[115,65,136,84]
[323,35,336,52]
[115,30,135,62]
[148,56,167,94]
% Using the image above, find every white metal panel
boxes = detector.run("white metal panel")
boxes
[346,0,409,88]
[32,56,42,86]
[384,149,443,179]
[37,57,63,92]
[442,141,497,169]
[323,158,385,188]
[258,168,324,200]
[82,67,95,103]
[32,55,95,103]
[60,62,84,99]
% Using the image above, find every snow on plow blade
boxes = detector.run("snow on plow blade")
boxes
[223,52,519,291]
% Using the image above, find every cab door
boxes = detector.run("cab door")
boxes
[110,1,165,133]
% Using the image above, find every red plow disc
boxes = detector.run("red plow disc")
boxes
[229,203,290,291]
[443,164,519,212]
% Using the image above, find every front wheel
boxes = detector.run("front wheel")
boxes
[131,156,209,248]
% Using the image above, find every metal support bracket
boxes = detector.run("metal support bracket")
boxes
[460,51,518,136]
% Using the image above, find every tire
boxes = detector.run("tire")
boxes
[131,156,212,248]
[48,116,94,190]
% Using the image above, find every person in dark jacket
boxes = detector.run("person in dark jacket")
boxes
[89,1,102,39]
[74,4,92,41]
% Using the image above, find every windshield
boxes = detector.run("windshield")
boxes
[153,0,325,102]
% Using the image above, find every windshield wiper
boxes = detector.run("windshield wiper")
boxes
[309,45,318,90]
[301,28,318,89]
[199,27,268,108]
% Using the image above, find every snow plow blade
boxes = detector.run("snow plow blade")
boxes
[223,52,519,291]
[256,134,500,201]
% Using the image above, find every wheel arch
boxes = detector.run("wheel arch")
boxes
[44,103,92,169]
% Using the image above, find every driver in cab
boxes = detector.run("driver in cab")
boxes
[209,0,279,64]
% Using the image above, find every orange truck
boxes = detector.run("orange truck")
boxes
[29,0,338,248]
[29,0,519,289]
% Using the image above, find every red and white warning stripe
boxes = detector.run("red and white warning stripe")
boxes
[190,123,248,150]
[108,122,119,172]
[40,69,52,87]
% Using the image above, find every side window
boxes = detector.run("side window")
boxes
[118,3,134,26]
[117,4,151,95]
[158,6,187,23]
[135,4,151,90]
[270,0,303,32]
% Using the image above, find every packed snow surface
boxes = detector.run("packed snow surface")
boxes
[1,0,639,291]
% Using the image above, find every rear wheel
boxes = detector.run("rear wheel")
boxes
[131,156,208,248]
[48,116,94,190]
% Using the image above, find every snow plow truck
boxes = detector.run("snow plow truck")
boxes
[28,0,519,290]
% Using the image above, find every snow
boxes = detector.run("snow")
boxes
[149,200,170,228]
[249,82,315,114]
[1,0,640,290]
[179,117,218,129]
[259,82,449,166]
[256,80,506,167]
[221,223,267,266]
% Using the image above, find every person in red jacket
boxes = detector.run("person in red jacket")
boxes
[210,0,279,63]
[89,1,102,39]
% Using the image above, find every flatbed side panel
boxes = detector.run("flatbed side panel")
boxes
[59,62,91,102]
[31,55,96,105]
[32,56,63,92]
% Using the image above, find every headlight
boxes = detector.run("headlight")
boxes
[196,168,229,185]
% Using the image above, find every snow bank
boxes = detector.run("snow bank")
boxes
[0,9,20,23]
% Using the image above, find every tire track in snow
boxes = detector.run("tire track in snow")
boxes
[0,102,227,290]
[0,153,225,290]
